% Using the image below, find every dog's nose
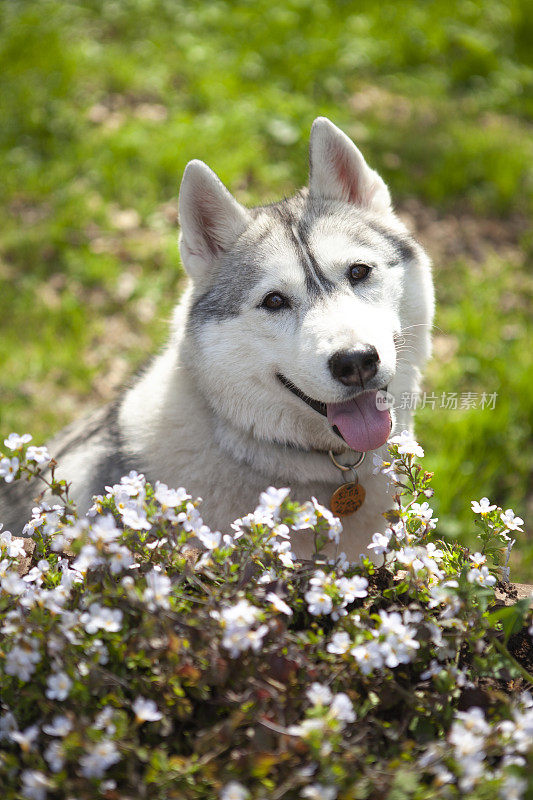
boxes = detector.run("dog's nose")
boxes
[328,346,380,386]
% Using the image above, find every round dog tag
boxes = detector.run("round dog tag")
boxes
[330,482,366,516]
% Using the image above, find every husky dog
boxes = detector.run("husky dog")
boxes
[1,118,434,559]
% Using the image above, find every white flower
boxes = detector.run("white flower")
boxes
[89,514,121,545]
[111,470,146,497]
[355,610,420,671]
[257,568,277,584]
[327,631,351,655]
[450,706,489,746]
[44,740,64,772]
[176,501,205,534]
[80,739,121,778]
[330,692,356,724]
[0,530,26,559]
[389,430,424,457]
[367,532,390,555]
[110,488,137,515]
[305,589,333,616]
[471,497,496,514]
[288,717,326,738]
[420,659,443,680]
[143,569,171,610]
[108,544,135,574]
[467,566,496,587]
[5,642,41,681]
[4,432,32,450]
[500,775,527,800]
[469,552,487,569]
[410,501,438,529]
[154,481,190,508]
[306,682,333,706]
[220,599,261,630]
[1,570,27,595]
[271,538,296,569]
[23,562,48,584]
[146,536,169,552]
[500,509,524,532]
[311,497,342,543]
[42,715,72,737]
[196,525,222,550]
[120,504,151,531]
[390,520,407,541]
[351,640,384,675]
[26,446,52,467]
[22,506,46,535]
[46,671,72,701]
[220,781,250,800]
[222,624,268,658]
[132,697,163,723]
[21,770,50,800]
[0,456,19,483]
[0,711,17,741]
[396,547,425,574]
[266,592,293,616]
[230,514,254,537]
[333,551,349,574]
[257,486,290,517]
[11,724,39,752]
[301,783,337,800]
[218,600,267,657]
[335,575,368,602]
[425,542,444,562]
[59,561,82,590]
[271,522,291,539]
[451,709,490,755]
[428,579,459,608]
[94,707,116,734]
[72,544,104,574]
[503,704,533,754]
[81,602,123,634]
[292,501,318,530]
[378,610,419,643]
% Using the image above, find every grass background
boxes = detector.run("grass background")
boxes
[1,0,531,576]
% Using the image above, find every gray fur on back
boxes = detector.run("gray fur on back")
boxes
[0,403,137,536]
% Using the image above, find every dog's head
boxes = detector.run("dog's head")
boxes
[178,117,434,453]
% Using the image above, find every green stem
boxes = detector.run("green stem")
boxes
[491,635,533,685]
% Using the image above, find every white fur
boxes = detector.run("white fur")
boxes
[50,118,434,561]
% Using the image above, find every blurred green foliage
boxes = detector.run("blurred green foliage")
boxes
[0,0,531,574]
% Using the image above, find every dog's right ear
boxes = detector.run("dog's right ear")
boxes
[308,117,391,213]
[179,160,250,280]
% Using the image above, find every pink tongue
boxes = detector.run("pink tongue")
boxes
[327,391,391,452]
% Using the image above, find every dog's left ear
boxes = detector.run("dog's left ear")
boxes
[308,117,391,213]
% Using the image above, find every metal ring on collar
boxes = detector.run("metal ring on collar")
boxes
[342,467,359,485]
[328,450,366,471]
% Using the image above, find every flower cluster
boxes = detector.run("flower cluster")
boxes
[304,569,368,618]
[214,599,269,657]
[0,432,531,800]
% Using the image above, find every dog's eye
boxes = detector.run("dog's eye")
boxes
[348,263,371,283]
[261,292,289,311]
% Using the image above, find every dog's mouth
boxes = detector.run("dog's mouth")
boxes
[276,372,328,418]
[276,372,392,452]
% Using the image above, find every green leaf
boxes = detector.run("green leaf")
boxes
[487,598,531,643]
